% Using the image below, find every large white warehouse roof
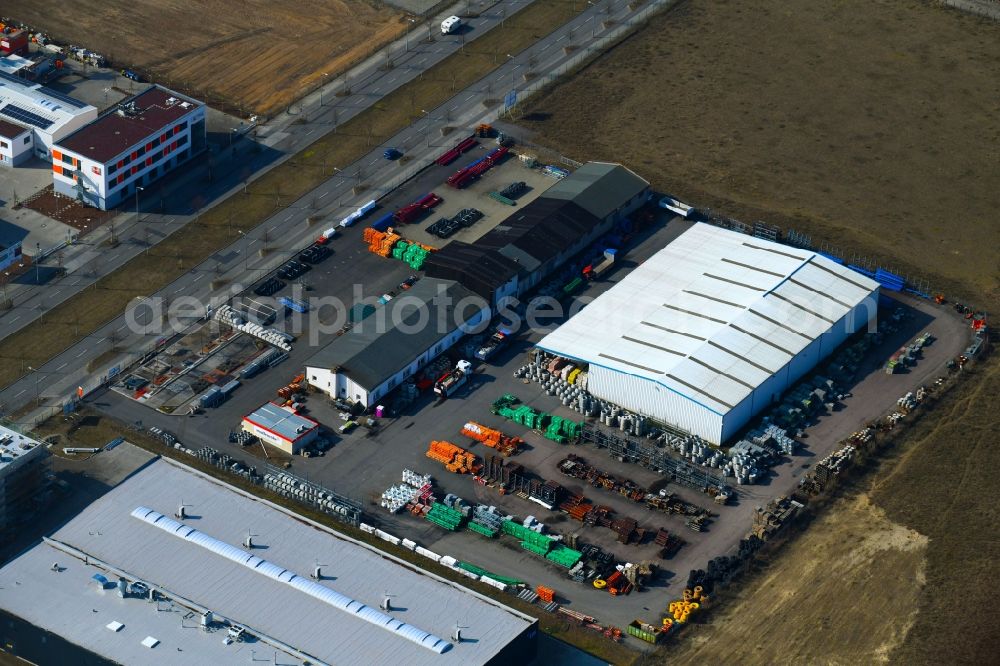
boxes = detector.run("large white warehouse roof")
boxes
[539,223,879,418]
[0,456,535,666]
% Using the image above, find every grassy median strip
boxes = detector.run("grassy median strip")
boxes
[36,407,639,664]
[0,1,583,389]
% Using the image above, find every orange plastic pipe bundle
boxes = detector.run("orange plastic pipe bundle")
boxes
[461,421,501,446]
[535,585,555,603]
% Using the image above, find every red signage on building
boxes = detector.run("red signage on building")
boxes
[92,165,102,175]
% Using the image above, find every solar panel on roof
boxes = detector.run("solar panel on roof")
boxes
[38,87,88,109]
[0,103,54,130]
[0,70,26,86]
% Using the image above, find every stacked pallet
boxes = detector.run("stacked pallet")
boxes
[535,586,555,603]
[425,440,479,474]
[363,228,402,257]
[558,493,593,521]
[460,421,523,456]
[425,502,466,531]
[611,517,638,544]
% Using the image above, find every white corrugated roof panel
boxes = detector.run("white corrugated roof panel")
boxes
[538,223,879,417]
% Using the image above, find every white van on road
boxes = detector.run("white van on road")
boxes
[441,15,462,35]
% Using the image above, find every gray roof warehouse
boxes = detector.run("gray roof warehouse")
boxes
[0,455,537,666]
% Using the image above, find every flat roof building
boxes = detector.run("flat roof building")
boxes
[0,219,28,270]
[0,117,31,166]
[0,423,47,540]
[242,402,320,454]
[306,278,490,407]
[0,71,97,161]
[424,162,650,304]
[52,85,206,210]
[0,456,537,666]
[538,224,879,444]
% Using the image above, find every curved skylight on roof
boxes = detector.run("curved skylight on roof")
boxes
[131,506,451,653]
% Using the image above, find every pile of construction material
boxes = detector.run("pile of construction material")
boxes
[427,208,483,239]
[502,519,582,568]
[213,305,292,351]
[425,441,480,474]
[393,192,442,225]
[262,469,360,523]
[446,146,509,189]
[885,331,933,374]
[363,228,401,256]
[434,136,478,166]
[460,421,522,456]
[426,502,466,531]
[491,394,581,443]
[481,455,561,507]
[380,469,433,513]
[558,454,646,500]
[667,586,706,625]
[468,505,505,537]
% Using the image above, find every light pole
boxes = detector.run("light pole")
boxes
[588,1,598,38]
[507,54,519,90]
[26,366,45,405]
[135,185,145,222]
[405,18,416,52]
[320,72,329,106]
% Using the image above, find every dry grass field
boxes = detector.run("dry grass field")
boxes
[5,0,405,114]
[521,0,999,662]
[657,359,1000,666]
[521,0,1000,304]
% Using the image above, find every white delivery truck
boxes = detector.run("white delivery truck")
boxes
[441,16,462,35]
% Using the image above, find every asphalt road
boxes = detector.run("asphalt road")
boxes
[0,0,534,344]
[1,0,670,422]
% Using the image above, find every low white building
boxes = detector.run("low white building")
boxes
[306,278,490,408]
[51,85,205,210]
[241,402,320,455]
[538,224,880,444]
[0,118,31,167]
[0,220,28,271]
[0,72,97,161]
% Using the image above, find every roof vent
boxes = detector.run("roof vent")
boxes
[452,624,465,642]
[379,591,393,611]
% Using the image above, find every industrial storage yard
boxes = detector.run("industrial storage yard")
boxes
[0,0,994,663]
[3,0,405,113]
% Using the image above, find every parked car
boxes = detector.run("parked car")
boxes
[383,147,403,160]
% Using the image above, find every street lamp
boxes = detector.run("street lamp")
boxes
[507,54,519,90]
[135,185,145,222]
[320,72,329,106]
[26,365,45,405]
[405,18,417,53]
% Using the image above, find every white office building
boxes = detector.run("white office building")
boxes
[52,85,205,210]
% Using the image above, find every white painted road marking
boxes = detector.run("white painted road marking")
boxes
[14,389,24,398]
[319,191,330,198]
[56,363,67,371]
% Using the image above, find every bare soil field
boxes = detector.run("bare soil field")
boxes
[657,359,999,666]
[662,494,929,665]
[520,0,1000,304]
[5,0,404,114]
